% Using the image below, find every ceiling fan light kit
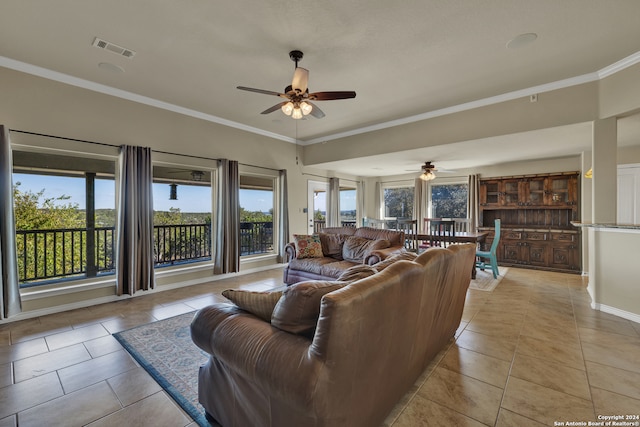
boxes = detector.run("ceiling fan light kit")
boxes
[419,162,437,181]
[237,50,356,119]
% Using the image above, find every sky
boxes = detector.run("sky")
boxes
[13,174,276,213]
[313,190,357,212]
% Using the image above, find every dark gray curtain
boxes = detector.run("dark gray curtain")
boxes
[277,169,289,263]
[0,126,22,319]
[468,174,480,232]
[327,177,340,227]
[214,159,239,274]
[116,145,155,296]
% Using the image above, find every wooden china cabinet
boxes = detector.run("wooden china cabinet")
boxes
[478,172,580,273]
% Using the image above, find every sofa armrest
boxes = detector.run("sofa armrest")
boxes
[191,303,243,354]
[365,246,406,265]
[191,304,321,408]
[285,242,297,261]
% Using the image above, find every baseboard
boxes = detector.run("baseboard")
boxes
[591,302,640,324]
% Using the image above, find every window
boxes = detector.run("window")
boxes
[13,150,116,287]
[339,186,357,227]
[239,175,275,256]
[430,183,468,218]
[153,166,212,267]
[383,185,414,219]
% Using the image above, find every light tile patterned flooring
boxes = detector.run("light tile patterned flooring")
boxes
[1,267,639,426]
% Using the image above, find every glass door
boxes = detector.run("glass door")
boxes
[307,181,328,234]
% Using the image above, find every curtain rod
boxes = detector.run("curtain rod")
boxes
[10,129,119,148]
[9,128,263,167]
[302,172,361,184]
[238,162,281,173]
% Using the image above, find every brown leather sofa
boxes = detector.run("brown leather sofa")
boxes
[191,243,476,427]
[283,226,406,285]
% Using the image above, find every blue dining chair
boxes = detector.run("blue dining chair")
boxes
[476,219,501,279]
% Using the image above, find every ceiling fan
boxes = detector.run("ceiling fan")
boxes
[237,50,356,119]
[419,162,437,181]
[419,162,438,181]
[406,162,457,180]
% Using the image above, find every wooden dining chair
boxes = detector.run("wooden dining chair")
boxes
[453,218,471,233]
[418,218,441,252]
[430,219,456,248]
[396,218,418,252]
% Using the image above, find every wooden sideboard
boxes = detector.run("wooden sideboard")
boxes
[478,172,581,274]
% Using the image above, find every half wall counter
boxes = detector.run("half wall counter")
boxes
[572,222,640,323]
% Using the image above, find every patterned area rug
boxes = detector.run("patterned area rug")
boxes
[469,267,509,291]
[113,312,210,427]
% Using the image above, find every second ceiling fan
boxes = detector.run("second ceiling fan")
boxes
[237,50,356,119]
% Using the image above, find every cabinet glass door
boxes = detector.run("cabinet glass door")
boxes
[526,178,546,205]
[548,177,570,204]
[503,180,520,205]
[484,182,500,204]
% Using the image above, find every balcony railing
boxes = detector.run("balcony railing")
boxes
[312,220,357,233]
[16,221,273,286]
[240,221,273,255]
[154,223,212,267]
[16,227,116,285]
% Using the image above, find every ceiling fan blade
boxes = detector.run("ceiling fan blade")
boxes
[308,91,356,101]
[308,102,325,119]
[291,67,309,93]
[261,102,287,115]
[237,86,284,97]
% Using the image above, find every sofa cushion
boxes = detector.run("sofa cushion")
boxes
[355,227,405,247]
[342,236,390,262]
[318,233,347,260]
[320,260,360,278]
[374,251,418,271]
[271,280,347,336]
[221,289,283,322]
[293,234,324,259]
[320,226,357,236]
[337,264,378,282]
[288,257,338,275]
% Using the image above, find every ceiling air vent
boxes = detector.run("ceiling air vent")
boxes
[92,37,136,58]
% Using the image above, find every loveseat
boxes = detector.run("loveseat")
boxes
[191,243,476,427]
[283,226,406,285]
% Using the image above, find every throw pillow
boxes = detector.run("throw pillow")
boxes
[222,289,283,322]
[271,280,347,336]
[337,264,378,282]
[318,233,347,260]
[293,234,324,259]
[342,236,391,263]
[374,251,418,271]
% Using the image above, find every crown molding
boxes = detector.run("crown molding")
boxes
[304,72,600,145]
[0,56,295,144]
[598,50,640,79]
[3,49,640,146]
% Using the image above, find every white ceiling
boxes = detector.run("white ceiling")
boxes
[2,0,640,176]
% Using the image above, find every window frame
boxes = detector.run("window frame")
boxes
[427,177,469,219]
[239,165,280,260]
[380,179,415,220]
[152,155,217,272]
[11,135,119,290]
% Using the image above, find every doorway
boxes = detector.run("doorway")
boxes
[307,180,328,233]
